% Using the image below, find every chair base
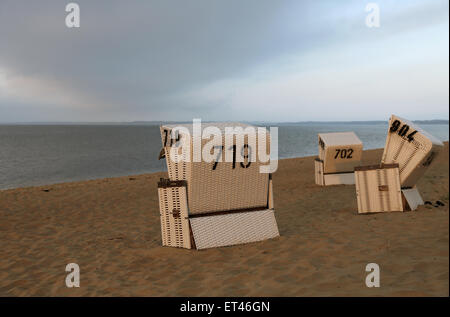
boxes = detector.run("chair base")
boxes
[402,187,424,211]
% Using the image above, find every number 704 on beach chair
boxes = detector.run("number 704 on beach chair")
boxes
[354,115,444,214]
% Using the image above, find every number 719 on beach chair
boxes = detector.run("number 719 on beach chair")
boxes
[157,122,280,250]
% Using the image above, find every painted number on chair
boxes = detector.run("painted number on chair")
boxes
[390,120,417,142]
[334,148,354,159]
[163,129,180,147]
[213,144,252,170]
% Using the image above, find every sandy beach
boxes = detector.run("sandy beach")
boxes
[0,144,448,297]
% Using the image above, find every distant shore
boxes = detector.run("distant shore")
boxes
[0,119,448,125]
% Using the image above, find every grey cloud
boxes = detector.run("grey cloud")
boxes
[0,0,448,121]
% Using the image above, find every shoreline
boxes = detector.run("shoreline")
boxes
[0,152,350,191]
[2,142,448,192]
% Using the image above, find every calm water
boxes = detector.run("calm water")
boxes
[0,123,448,189]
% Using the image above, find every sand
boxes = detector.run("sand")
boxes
[0,144,448,297]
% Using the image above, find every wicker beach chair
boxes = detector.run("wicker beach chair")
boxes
[157,122,279,249]
[315,132,363,186]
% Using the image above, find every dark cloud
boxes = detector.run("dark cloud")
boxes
[0,0,448,121]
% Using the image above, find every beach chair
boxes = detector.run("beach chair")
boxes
[315,132,363,186]
[381,115,444,211]
[355,115,444,213]
[157,122,279,250]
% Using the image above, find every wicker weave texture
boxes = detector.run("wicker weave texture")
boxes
[158,185,192,249]
[314,159,324,186]
[318,132,363,174]
[160,125,270,215]
[355,166,403,214]
[324,173,355,185]
[268,177,274,209]
[190,209,279,250]
[315,159,354,185]
[160,127,191,181]
[381,115,444,187]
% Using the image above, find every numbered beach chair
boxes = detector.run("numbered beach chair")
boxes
[354,115,444,214]
[157,122,279,250]
[381,115,444,210]
[315,132,363,186]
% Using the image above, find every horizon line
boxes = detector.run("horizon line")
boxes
[0,119,448,125]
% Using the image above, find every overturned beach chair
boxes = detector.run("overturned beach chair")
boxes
[157,122,279,250]
[315,132,363,186]
[355,115,444,213]
[381,115,444,211]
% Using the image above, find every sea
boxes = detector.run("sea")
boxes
[0,122,448,190]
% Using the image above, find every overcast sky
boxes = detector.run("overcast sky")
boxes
[0,0,448,122]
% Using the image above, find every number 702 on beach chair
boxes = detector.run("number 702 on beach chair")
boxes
[315,132,363,186]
